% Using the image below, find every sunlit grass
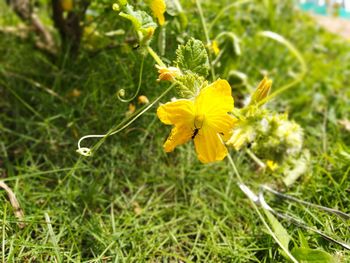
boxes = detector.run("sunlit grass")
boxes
[0,1,350,261]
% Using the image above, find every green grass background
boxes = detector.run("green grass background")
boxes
[0,0,350,262]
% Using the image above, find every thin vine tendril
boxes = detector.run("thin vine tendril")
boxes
[117,56,145,103]
[77,83,175,156]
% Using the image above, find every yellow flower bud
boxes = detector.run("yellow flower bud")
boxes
[156,65,181,81]
[61,0,73,12]
[67,88,82,98]
[112,3,120,11]
[126,103,136,116]
[250,76,272,106]
[138,95,149,105]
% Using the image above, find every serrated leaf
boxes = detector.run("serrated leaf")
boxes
[119,4,157,33]
[292,248,335,263]
[175,38,209,77]
[175,73,207,98]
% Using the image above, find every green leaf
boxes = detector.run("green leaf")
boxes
[292,248,335,263]
[175,38,209,77]
[175,73,207,98]
[119,4,157,33]
[297,230,310,249]
[264,210,291,250]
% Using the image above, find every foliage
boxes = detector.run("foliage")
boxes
[175,38,209,77]
[0,0,349,262]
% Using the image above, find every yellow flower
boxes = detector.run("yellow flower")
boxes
[266,160,278,171]
[149,0,166,26]
[211,40,220,56]
[157,79,235,163]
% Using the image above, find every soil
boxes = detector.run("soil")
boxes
[312,14,350,39]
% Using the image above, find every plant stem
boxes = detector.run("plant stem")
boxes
[147,46,166,67]
[195,0,216,81]
[117,56,145,102]
[77,83,175,154]
[245,148,266,169]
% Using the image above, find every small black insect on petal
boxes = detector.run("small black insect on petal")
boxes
[192,128,199,139]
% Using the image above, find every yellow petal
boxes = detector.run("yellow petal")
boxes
[195,79,234,117]
[207,114,236,140]
[226,128,247,150]
[195,79,235,138]
[194,128,228,163]
[163,125,193,152]
[149,0,166,26]
[157,99,194,126]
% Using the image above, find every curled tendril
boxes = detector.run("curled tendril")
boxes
[256,31,307,106]
[76,147,92,157]
[76,134,106,156]
[76,83,175,156]
[117,56,145,103]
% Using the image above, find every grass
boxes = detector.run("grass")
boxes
[1,0,350,262]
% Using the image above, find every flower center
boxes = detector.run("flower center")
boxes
[194,114,205,129]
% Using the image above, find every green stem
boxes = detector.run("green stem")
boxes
[245,149,266,169]
[147,46,166,67]
[77,83,175,154]
[195,0,216,81]
[227,154,244,184]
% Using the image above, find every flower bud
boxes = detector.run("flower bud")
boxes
[156,65,181,81]
[138,95,149,105]
[249,76,272,106]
